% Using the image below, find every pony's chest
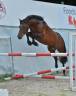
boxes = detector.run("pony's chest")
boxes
[32,32,43,39]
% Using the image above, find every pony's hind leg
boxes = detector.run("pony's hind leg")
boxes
[58,45,67,75]
[54,56,58,69]
[56,32,67,75]
[59,56,67,75]
[47,46,58,72]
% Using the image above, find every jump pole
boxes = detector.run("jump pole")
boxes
[4,65,73,80]
[38,75,75,80]
[0,52,74,82]
[0,52,69,56]
[13,75,70,80]
[5,74,75,80]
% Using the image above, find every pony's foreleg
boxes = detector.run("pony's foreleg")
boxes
[32,38,38,46]
[26,33,32,45]
[26,32,38,46]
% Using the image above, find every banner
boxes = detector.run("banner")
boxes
[0,0,76,29]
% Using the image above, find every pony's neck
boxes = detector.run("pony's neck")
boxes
[45,23,53,31]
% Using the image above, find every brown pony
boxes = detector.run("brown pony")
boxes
[17,15,67,75]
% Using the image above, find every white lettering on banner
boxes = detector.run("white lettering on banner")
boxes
[63,7,76,15]
[0,0,6,19]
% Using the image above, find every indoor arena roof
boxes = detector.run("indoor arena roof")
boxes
[34,0,76,6]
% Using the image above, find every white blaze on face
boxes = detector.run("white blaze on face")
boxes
[28,28,30,32]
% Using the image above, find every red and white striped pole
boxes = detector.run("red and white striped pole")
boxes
[4,65,72,80]
[10,75,75,80]
[39,75,75,80]
[0,52,69,56]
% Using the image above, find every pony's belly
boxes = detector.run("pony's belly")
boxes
[36,38,55,45]
[36,39,46,45]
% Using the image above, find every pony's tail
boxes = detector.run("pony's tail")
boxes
[60,44,68,65]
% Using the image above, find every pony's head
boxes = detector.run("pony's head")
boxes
[17,15,44,39]
[17,19,29,39]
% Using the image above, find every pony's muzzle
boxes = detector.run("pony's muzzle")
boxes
[17,35,22,39]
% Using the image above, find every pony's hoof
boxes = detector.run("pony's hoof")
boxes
[63,70,66,76]
[27,41,32,45]
[33,42,38,46]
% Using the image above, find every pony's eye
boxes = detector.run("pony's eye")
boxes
[19,25,24,29]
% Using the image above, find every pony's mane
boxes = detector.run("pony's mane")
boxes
[22,15,44,22]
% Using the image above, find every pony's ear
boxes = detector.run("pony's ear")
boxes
[19,18,21,21]
[19,18,23,24]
